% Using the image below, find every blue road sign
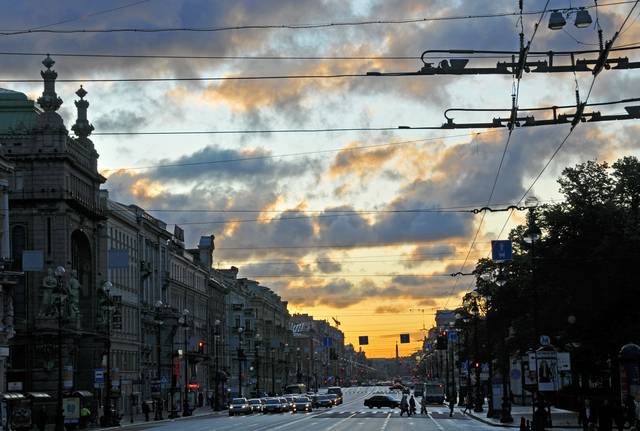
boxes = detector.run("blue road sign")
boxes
[491,240,513,261]
[323,336,333,347]
[448,331,458,342]
[358,336,369,345]
[400,333,410,344]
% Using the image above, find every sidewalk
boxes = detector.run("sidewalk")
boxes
[92,407,228,430]
[460,405,581,429]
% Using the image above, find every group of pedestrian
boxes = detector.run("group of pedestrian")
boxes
[399,394,417,416]
[578,395,639,431]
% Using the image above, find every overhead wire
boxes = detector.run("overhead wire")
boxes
[0,0,634,35]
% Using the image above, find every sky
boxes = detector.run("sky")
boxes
[3,0,640,358]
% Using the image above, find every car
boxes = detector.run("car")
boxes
[229,398,252,416]
[247,398,263,413]
[327,386,343,404]
[280,397,295,412]
[293,396,313,413]
[283,395,296,412]
[262,398,286,413]
[326,394,339,406]
[364,394,400,409]
[314,394,334,408]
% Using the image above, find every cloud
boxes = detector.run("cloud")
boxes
[374,305,405,314]
[94,109,150,132]
[316,253,342,273]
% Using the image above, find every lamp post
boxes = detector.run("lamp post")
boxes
[54,266,67,431]
[449,322,457,404]
[472,293,484,413]
[284,344,289,388]
[237,327,244,398]
[524,196,542,429]
[101,280,115,427]
[254,333,261,397]
[270,348,276,395]
[153,301,165,420]
[179,309,191,417]
[296,347,301,383]
[213,319,221,411]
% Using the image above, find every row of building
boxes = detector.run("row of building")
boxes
[0,56,371,421]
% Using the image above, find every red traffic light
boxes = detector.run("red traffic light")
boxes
[198,341,204,348]
[474,362,480,368]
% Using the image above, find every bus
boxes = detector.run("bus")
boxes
[422,381,446,404]
[284,383,307,394]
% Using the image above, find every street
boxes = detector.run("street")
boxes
[120,387,527,431]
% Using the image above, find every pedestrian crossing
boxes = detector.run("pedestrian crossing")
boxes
[312,409,469,420]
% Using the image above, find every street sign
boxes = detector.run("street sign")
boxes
[491,240,513,262]
[400,333,410,344]
[358,336,369,345]
[557,352,571,371]
[323,337,333,348]
[94,369,104,384]
[539,335,551,346]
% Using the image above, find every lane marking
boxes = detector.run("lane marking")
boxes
[380,412,391,431]
[325,412,358,431]
[428,412,446,431]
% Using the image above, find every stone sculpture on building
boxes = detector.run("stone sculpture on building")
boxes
[68,270,80,321]
[39,268,57,317]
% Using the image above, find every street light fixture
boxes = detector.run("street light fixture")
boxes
[574,8,593,28]
[548,11,567,30]
[53,266,67,431]
[254,333,261,397]
[100,280,117,427]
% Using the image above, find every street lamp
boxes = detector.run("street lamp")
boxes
[237,326,244,398]
[296,347,301,383]
[154,300,165,420]
[471,292,484,413]
[101,280,116,427]
[449,321,457,405]
[53,266,67,431]
[254,333,261,397]
[524,196,544,429]
[179,309,192,417]
[213,319,221,411]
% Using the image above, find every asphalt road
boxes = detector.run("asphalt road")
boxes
[125,387,504,431]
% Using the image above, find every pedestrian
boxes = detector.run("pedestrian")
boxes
[409,395,416,416]
[519,417,527,431]
[142,401,150,422]
[198,392,204,408]
[35,406,47,431]
[579,398,590,431]
[625,395,636,428]
[420,396,428,415]
[462,393,470,414]
[400,395,408,417]
[448,395,456,418]
[599,399,613,431]
[80,406,91,429]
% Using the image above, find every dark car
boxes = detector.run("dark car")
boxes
[364,394,400,409]
[327,387,343,405]
[314,395,334,408]
[262,398,286,413]
[327,394,339,406]
[293,396,313,413]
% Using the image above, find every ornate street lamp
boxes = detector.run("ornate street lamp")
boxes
[178,309,192,416]
[53,266,67,431]
[154,300,165,420]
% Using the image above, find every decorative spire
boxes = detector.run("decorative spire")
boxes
[37,54,63,112]
[71,85,94,140]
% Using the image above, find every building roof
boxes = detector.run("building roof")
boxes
[0,88,40,133]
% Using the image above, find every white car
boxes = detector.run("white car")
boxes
[229,398,251,416]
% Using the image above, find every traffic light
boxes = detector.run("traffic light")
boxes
[474,362,480,369]
[197,341,205,354]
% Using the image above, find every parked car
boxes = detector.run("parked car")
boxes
[229,398,252,416]
[327,387,343,404]
[314,395,334,408]
[247,398,263,413]
[364,394,400,409]
[293,396,313,413]
[263,398,286,413]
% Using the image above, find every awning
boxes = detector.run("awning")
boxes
[27,392,52,399]
[73,391,93,398]
[0,393,25,400]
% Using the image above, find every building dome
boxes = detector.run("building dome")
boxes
[0,88,29,102]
